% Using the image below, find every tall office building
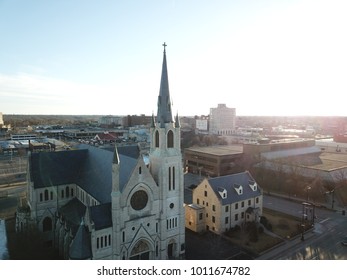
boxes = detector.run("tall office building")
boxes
[209,104,236,135]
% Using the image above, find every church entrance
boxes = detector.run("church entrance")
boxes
[130,240,150,260]
[167,240,176,259]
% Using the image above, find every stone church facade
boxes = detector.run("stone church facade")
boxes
[16,44,185,260]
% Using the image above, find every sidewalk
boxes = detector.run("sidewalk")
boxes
[256,228,316,260]
[266,191,346,214]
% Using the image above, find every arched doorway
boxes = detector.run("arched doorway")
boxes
[167,239,177,259]
[130,240,151,260]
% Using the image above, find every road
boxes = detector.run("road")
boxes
[260,195,347,260]
[0,183,26,219]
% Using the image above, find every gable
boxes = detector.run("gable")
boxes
[120,155,158,196]
[193,178,219,202]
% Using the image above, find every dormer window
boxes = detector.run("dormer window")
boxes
[234,184,243,195]
[249,181,257,191]
[218,187,227,199]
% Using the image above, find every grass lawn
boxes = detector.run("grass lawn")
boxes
[224,227,283,255]
[263,208,303,239]
[224,208,308,255]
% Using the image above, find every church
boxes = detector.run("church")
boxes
[16,44,186,260]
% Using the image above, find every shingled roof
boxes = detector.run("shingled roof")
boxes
[207,171,262,205]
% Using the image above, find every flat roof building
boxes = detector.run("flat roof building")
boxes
[184,145,243,177]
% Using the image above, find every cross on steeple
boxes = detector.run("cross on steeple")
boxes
[162,42,167,52]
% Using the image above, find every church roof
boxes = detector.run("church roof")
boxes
[117,145,140,159]
[101,144,140,159]
[157,43,173,126]
[29,149,87,188]
[207,171,262,205]
[75,144,113,203]
[30,144,138,202]
[59,197,86,235]
[69,224,92,260]
[89,203,112,230]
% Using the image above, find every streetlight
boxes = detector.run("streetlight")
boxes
[306,185,311,202]
[325,188,335,210]
[301,202,306,241]
[301,202,311,241]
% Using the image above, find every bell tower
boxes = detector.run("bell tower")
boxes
[149,43,185,259]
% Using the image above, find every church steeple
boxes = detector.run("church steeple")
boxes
[157,42,173,127]
[149,43,185,260]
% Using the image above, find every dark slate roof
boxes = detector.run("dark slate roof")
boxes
[30,144,139,204]
[102,144,140,159]
[30,149,87,188]
[207,171,262,205]
[118,145,140,159]
[89,203,112,230]
[119,154,138,192]
[59,197,86,235]
[75,144,113,203]
[77,144,138,201]
[69,224,92,260]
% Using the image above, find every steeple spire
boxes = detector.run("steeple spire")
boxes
[157,42,173,127]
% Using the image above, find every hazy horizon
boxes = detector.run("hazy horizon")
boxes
[2,113,347,118]
[1,1,347,117]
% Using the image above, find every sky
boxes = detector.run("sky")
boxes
[1,0,347,117]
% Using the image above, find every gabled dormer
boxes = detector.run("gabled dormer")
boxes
[249,180,257,191]
[234,184,243,195]
[218,187,227,199]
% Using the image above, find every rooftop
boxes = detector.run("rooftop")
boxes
[185,145,243,156]
[304,152,347,171]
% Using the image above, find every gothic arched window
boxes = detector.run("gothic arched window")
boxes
[167,130,174,148]
[155,131,159,148]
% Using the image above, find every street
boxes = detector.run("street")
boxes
[260,195,347,260]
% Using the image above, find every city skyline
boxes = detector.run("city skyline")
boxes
[1,0,347,117]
